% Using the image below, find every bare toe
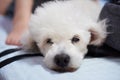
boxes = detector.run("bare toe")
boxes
[6,32,22,46]
[5,36,12,45]
[14,39,22,46]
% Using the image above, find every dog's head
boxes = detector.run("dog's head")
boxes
[26,18,107,72]
[22,1,107,72]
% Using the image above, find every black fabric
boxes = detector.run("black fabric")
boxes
[5,0,54,18]
[5,1,15,18]
[32,0,54,13]
[110,0,120,5]
[99,3,120,51]
[87,44,120,57]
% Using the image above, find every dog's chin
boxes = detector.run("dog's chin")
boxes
[51,67,78,72]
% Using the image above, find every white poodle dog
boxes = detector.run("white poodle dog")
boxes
[21,0,107,72]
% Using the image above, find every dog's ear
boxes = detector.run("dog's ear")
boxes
[89,20,107,46]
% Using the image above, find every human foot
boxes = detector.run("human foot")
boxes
[5,26,27,46]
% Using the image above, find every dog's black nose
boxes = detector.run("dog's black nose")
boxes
[54,53,70,67]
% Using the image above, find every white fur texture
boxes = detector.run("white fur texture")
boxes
[21,0,107,71]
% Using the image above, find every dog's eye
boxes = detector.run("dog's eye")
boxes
[46,38,53,44]
[71,36,80,43]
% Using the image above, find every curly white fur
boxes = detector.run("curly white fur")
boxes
[21,0,107,72]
